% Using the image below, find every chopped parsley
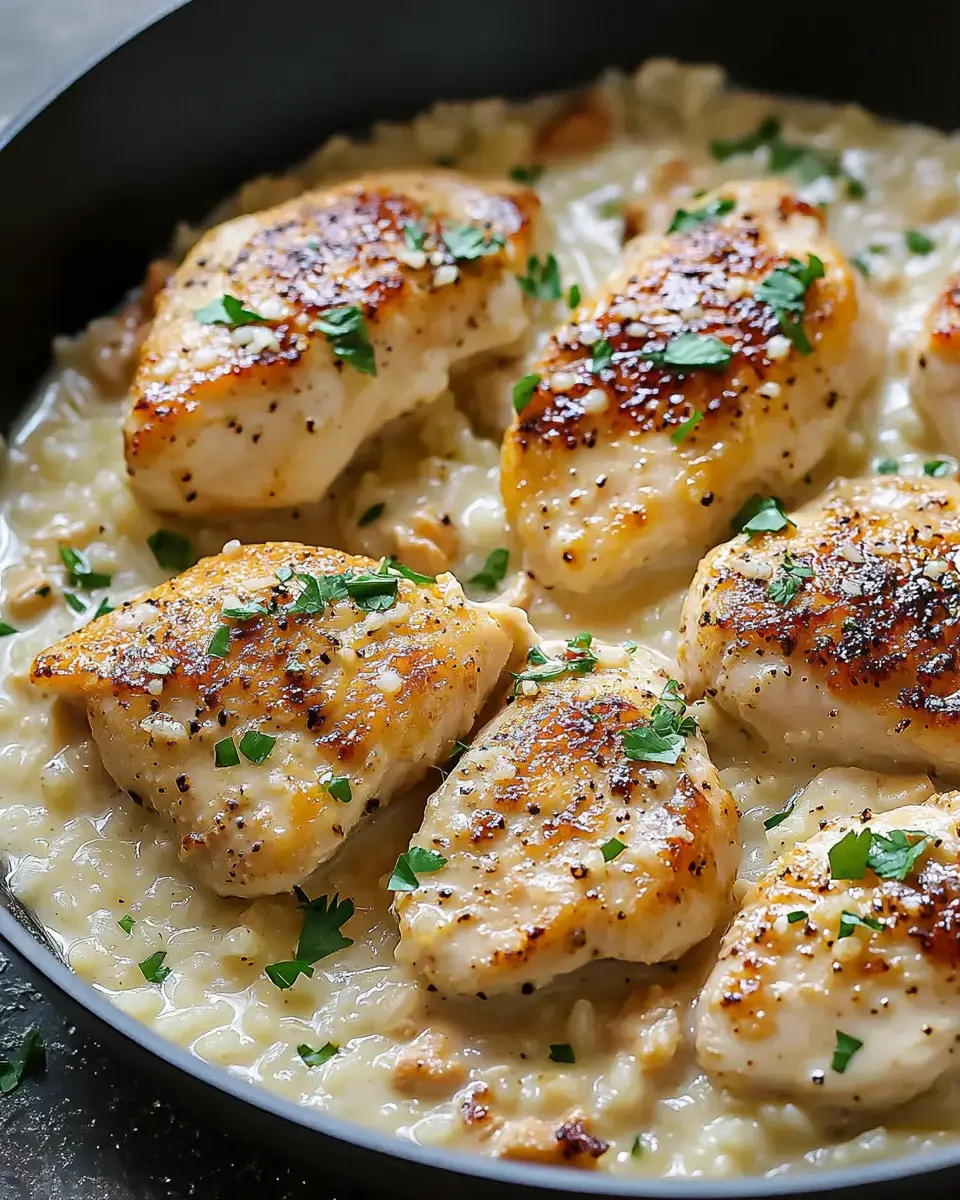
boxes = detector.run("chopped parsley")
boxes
[403,221,426,252]
[443,223,505,261]
[388,846,447,892]
[601,836,626,862]
[709,116,783,162]
[516,253,562,301]
[238,730,277,765]
[312,305,376,376]
[92,598,113,619]
[667,196,735,233]
[64,592,86,614]
[838,911,883,939]
[324,775,352,804]
[138,950,171,984]
[284,569,400,617]
[732,494,794,538]
[118,914,136,935]
[60,546,111,590]
[513,372,541,414]
[568,283,581,309]
[590,338,614,373]
[768,552,814,605]
[194,294,268,326]
[147,530,194,572]
[875,458,899,475]
[755,255,824,356]
[0,622,16,637]
[631,1135,644,1158]
[621,679,697,766]
[447,740,471,769]
[513,634,598,693]
[382,559,436,586]
[548,1043,576,1064]
[206,625,231,658]
[221,600,269,620]
[298,1042,339,1067]
[468,548,509,592]
[214,737,240,769]
[648,332,732,372]
[786,911,807,924]
[763,797,796,830]
[670,411,703,445]
[358,502,385,527]
[828,827,932,881]
[905,229,935,255]
[831,1030,863,1074]
[924,459,954,478]
[0,1028,45,1095]
[265,889,355,990]
[509,163,544,184]
[710,116,851,190]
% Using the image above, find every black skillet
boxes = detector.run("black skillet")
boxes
[2,1,960,1195]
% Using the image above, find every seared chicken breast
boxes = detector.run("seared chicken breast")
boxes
[696,794,960,1108]
[126,172,538,514]
[394,640,738,996]
[681,475,960,776]
[911,273,960,452]
[501,180,883,592]
[31,544,527,896]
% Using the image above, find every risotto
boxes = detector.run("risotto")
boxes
[3,57,960,1178]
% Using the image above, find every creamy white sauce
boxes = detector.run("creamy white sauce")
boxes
[2,58,960,1176]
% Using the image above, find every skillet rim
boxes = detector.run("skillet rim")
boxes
[0,2,956,1193]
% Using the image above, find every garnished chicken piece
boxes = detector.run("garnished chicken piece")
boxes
[126,171,538,514]
[696,794,960,1108]
[393,640,737,996]
[681,476,960,776]
[501,180,883,592]
[911,273,960,452]
[30,543,527,896]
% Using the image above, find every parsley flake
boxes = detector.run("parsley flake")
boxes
[875,458,899,475]
[647,332,732,371]
[265,890,355,989]
[568,283,581,309]
[238,730,277,765]
[194,294,268,326]
[443,224,505,261]
[763,798,796,830]
[214,737,240,769]
[265,960,314,990]
[828,827,932,882]
[312,305,376,376]
[828,829,872,879]
[221,601,269,621]
[601,836,626,862]
[768,552,814,605]
[64,592,86,614]
[60,546,111,590]
[905,229,935,255]
[298,1042,339,1067]
[207,625,230,658]
[590,339,614,373]
[509,164,544,184]
[831,1030,863,1074]
[670,411,703,445]
[0,1028,45,1095]
[786,911,807,924]
[516,253,562,301]
[838,910,883,939]
[924,459,954,478]
[548,1043,576,1064]
[621,679,697,766]
[513,634,598,693]
[402,221,426,252]
[667,196,735,233]
[631,1135,644,1158]
[755,255,824,356]
[0,622,16,637]
[732,494,794,538]
[709,116,783,162]
[138,950,171,984]
[358,502,385,527]
[324,775,352,803]
[118,914,136,935]
[388,846,447,892]
[513,372,541,414]
[469,548,509,593]
[147,530,194,572]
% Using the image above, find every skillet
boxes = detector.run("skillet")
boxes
[3,1,960,1194]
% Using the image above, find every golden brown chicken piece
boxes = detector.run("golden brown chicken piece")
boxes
[126,171,538,514]
[501,180,883,593]
[681,475,960,776]
[393,639,738,996]
[696,792,960,1109]
[911,273,960,452]
[31,543,527,896]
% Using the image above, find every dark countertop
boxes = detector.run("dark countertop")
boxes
[0,9,340,1197]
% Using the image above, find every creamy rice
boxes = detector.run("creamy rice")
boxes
[3,58,960,1177]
